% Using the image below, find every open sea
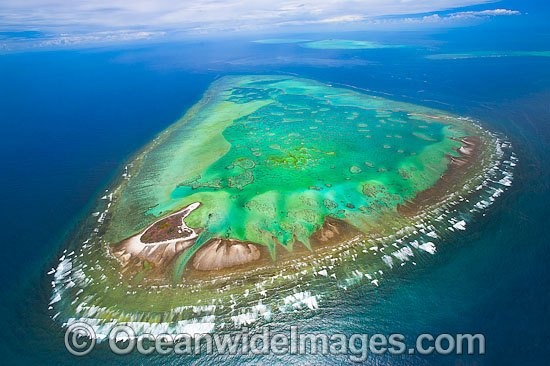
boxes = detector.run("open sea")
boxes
[1,26,549,365]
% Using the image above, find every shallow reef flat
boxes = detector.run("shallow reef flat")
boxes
[49,75,516,338]
[426,51,550,60]
[301,40,404,49]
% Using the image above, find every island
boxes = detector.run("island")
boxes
[49,75,515,338]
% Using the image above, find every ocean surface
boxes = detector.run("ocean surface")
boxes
[1,27,550,365]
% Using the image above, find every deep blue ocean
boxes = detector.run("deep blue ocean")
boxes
[1,26,550,365]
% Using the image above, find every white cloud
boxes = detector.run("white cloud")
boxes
[276,14,366,26]
[451,8,521,17]
[0,0,498,32]
[33,31,166,47]
[0,1,522,49]
[317,15,366,23]
[369,8,521,27]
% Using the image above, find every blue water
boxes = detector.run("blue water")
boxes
[1,29,549,365]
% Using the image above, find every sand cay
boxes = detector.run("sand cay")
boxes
[112,202,201,268]
[192,238,261,271]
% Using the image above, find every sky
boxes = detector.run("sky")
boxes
[0,0,544,51]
